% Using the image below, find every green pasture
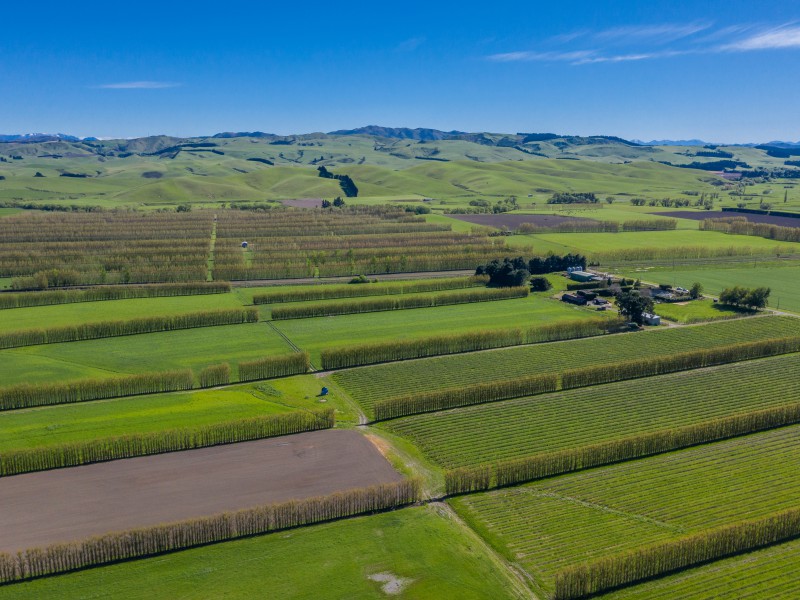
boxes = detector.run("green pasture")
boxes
[274,295,596,365]
[334,316,800,412]
[600,537,800,599]
[0,385,287,451]
[506,228,800,257]
[0,506,525,600]
[0,293,244,332]
[382,352,800,469]
[625,263,800,314]
[450,424,800,596]
[0,323,293,386]
[654,299,752,323]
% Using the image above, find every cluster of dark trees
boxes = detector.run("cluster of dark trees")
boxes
[317,166,359,197]
[476,254,586,287]
[321,197,346,208]
[616,291,654,325]
[719,286,771,310]
[548,192,598,204]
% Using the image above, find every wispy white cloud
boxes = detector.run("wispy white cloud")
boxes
[487,21,800,67]
[723,24,800,50]
[95,81,181,89]
[396,37,425,52]
[594,22,711,43]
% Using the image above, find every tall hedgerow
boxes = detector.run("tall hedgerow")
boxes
[553,507,800,599]
[198,363,231,388]
[252,276,488,304]
[0,478,421,583]
[0,370,194,411]
[444,401,800,495]
[238,353,311,381]
[0,409,334,476]
[0,308,258,349]
[271,287,528,320]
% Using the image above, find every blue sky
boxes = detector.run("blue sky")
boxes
[1,1,799,141]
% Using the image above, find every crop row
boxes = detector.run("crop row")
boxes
[449,425,800,598]
[376,337,800,422]
[321,319,623,370]
[516,219,676,234]
[702,218,800,243]
[554,508,800,599]
[0,409,334,476]
[252,276,487,304]
[0,308,258,349]
[0,478,420,584]
[0,282,231,310]
[335,316,800,411]
[593,244,794,263]
[0,353,310,411]
[382,351,800,470]
[270,287,529,320]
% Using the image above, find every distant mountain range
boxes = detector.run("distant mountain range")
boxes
[1,127,798,147]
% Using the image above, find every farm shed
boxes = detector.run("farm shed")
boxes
[569,271,597,283]
[642,312,661,326]
[562,293,588,306]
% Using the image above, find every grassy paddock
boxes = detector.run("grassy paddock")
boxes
[0,323,293,387]
[654,299,753,323]
[0,506,523,600]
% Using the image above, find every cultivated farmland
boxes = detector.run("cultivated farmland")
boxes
[0,430,400,551]
[450,425,800,597]
[382,352,800,469]
[335,316,800,413]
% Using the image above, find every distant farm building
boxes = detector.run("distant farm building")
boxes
[562,293,588,305]
[569,270,597,283]
[642,313,661,326]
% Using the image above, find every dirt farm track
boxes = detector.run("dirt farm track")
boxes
[0,430,401,553]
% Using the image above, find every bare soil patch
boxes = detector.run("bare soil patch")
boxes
[661,210,800,227]
[0,430,400,552]
[281,198,324,208]
[448,213,599,229]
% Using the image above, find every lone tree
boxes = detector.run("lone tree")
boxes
[690,282,704,299]
[616,290,654,325]
[333,196,346,207]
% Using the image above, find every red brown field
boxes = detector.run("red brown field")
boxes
[0,429,400,552]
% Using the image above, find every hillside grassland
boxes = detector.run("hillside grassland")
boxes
[0,323,293,386]
[334,316,800,412]
[0,506,525,600]
[598,537,800,599]
[382,352,800,468]
[450,424,800,596]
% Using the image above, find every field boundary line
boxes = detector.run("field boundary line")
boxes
[264,321,315,370]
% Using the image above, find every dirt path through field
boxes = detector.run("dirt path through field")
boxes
[0,430,401,553]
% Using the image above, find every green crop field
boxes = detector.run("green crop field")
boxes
[0,506,525,600]
[334,316,800,413]
[450,425,800,596]
[274,295,595,365]
[0,293,245,332]
[625,263,800,314]
[599,537,800,599]
[0,323,293,386]
[506,229,800,260]
[0,385,296,451]
[382,352,800,468]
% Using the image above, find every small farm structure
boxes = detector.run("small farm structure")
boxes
[569,270,598,283]
[562,293,588,306]
[642,312,661,326]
